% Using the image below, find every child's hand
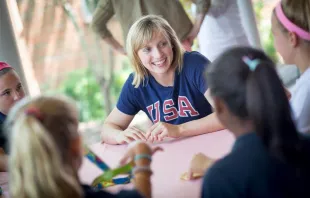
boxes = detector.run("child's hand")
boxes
[116,126,147,144]
[145,122,181,142]
[187,153,215,180]
[119,142,163,165]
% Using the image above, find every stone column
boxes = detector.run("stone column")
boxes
[0,0,40,96]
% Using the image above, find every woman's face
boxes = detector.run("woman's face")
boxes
[137,31,174,77]
[0,70,25,115]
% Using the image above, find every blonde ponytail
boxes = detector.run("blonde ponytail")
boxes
[7,96,83,198]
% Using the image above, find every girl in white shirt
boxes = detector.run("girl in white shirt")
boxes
[271,0,310,134]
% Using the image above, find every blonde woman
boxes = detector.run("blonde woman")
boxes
[102,15,224,145]
[6,95,159,198]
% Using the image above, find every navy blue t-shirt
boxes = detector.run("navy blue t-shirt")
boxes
[117,51,212,124]
[201,133,310,198]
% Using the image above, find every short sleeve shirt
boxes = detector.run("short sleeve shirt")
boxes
[117,51,212,124]
[290,68,310,133]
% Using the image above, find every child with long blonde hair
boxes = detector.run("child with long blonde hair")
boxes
[6,95,158,198]
[271,0,310,133]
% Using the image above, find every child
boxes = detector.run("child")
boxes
[0,61,25,171]
[102,15,223,144]
[6,95,159,198]
[194,47,310,197]
[271,0,310,133]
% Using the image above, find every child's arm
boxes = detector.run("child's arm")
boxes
[120,142,163,198]
[131,147,153,198]
[101,108,147,144]
[0,148,8,172]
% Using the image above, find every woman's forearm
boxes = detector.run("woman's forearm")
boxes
[101,123,124,144]
[179,113,224,137]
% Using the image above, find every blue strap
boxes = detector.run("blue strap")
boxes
[113,176,132,184]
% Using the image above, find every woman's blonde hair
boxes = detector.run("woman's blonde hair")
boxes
[126,15,185,88]
[6,95,83,198]
[275,0,310,43]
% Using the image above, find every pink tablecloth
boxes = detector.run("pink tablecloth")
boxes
[79,130,235,198]
[0,172,9,198]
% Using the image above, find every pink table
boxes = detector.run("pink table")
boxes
[0,172,9,198]
[79,130,235,198]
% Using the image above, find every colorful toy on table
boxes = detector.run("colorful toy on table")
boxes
[84,146,133,189]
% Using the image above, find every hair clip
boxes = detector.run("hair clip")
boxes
[25,107,43,121]
[242,56,260,71]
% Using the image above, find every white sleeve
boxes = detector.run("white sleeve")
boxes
[290,85,310,133]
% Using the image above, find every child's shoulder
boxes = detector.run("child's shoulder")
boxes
[82,184,143,198]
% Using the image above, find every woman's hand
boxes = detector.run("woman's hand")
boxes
[115,126,147,144]
[145,122,181,142]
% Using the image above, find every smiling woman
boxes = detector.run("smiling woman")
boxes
[101,15,224,145]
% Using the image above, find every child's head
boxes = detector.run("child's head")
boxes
[0,62,25,115]
[6,95,83,198]
[271,0,310,65]
[207,47,282,128]
[126,15,184,88]
[207,46,302,161]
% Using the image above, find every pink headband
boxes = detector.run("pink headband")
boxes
[275,3,310,41]
[0,62,12,71]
